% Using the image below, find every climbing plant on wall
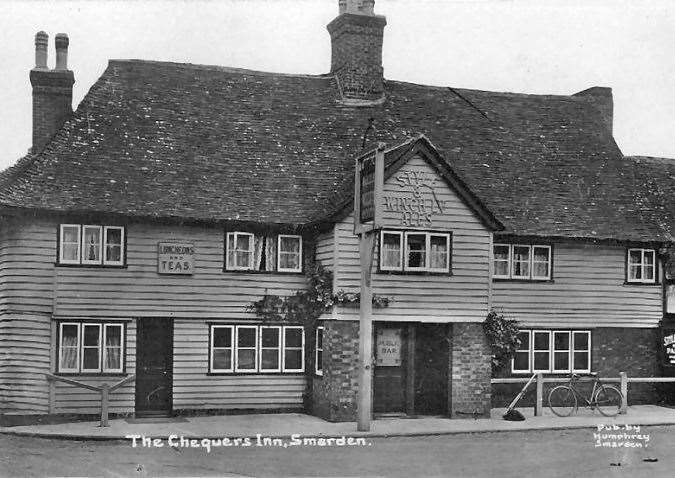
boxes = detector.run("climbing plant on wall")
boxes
[483,309,521,372]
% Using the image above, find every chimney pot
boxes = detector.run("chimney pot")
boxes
[55,33,69,70]
[34,31,48,69]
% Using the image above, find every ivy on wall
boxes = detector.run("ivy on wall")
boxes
[246,263,391,326]
[483,310,521,372]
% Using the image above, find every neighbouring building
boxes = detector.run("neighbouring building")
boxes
[1,0,674,422]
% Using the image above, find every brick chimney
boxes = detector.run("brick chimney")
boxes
[29,32,75,153]
[327,0,386,102]
[573,87,613,135]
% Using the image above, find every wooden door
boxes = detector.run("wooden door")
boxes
[374,325,406,414]
[414,324,448,415]
[135,318,173,416]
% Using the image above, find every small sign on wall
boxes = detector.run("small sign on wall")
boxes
[376,328,402,367]
[158,242,194,275]
[664,331,675,365]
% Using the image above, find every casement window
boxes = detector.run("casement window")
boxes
[512,329,591,374]
[58,322,124,374]
[315,326,324,376]
[225,232,303,273]
[277,235,302,273]
[493,244,551,280]
[627,248,656,284]
[379,230,451,273]
[58,224,125,266]
[209,324,305,373]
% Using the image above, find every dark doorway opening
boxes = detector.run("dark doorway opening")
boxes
[135,318,173,417]
[414,323,449,416]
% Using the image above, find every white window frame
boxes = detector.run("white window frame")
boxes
[627,248,656,284]
[493,243,511,279]
[102,324,124,373]
[428,233,451,273]
[80,323,103,372]
[277,235,303,273]
[552,331,571,373]
[511,330,532,374]
[259,326,282,372]
[532,245,552,280]
[404,231,428,271]
[81,225,103,265]
[511,245,532,280]
[210,325,234,373]
[59,224,81,265]
[315,326,324,376]
[58,322,81,373]
[103,226,125,266]
[532,330,552,373]
[572,331,592,373]
[282,326,305,373]
[235,325,258,372]
[226,232,255,271]
[380,231,403,271]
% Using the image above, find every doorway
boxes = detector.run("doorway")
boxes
[135,318,173,417]
[414,324,449,415]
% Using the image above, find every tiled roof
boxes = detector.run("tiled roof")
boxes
[0,59,672,242]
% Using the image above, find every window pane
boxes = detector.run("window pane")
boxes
[513,246,530,277]
[533,351,549,370]
[62,324,79,345]
[105,347,121,370]
[513,351,529,371]
[213,328,232,348]
[573,352,589,371]
[643,265,655,280]
[494,260,509,276]
[533,262,549,278]
[279,253,300,270]
[236,251,251,268]
[213,349,232,370]
[554,332,569,350]
[62,226,79,243]
[236,234,251,251]
[284,349,302,370]
[238,328,256,347]
[261,328,280,347]
[63,244,79,261]
[628,250,642,265]
[554,352,569,371]
[105,326,121,347]
[316,328,323,349]
[406,234,426,268]
[533,332,549,350]
[316,350,323,371]
[629,265,641,280]
[237,349,256,370]
[83,227,101,262]
[261,349,279,370]
[644,251,654,266]
[83,325,100,346]
[279,236,300,253]
[533,247,549,262]
[382,233,401,268]
[573,332,589,350]
[285,328,303,348]
[83,348,100,370]
[517,331,530,350]
[106,245,121,263]
[106,228,122,246]
[429,236,448,269]
[494,245,509,260]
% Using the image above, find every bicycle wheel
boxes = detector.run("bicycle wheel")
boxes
[548,385,577,417]
[594,385,623,417]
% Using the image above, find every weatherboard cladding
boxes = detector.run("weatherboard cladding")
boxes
[0,59,673,242]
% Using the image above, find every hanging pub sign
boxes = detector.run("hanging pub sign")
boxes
[376,328,402,367]
[157,242,194,275]
[359,155,376,223]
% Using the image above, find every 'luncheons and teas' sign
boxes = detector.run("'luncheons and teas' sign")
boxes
[158,242,194,275]
[376,328,402,367]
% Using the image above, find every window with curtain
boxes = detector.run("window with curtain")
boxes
[58,224,125,266]
[58,322,125,374]
[627,248,656,284]
[493,244,551,280]
[225,232,303,273]
[379,230,451,273]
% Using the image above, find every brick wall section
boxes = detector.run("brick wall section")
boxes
[30,69,74,152]
[327,13,386,101]
[311,320,360,422]
[492,327,662,407]
[449,323,492,418]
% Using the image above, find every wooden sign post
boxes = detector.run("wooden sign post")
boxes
[354,142,385,432]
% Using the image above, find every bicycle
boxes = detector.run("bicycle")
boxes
[548,372,623,417]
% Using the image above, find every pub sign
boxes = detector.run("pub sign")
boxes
[158,242,194,275]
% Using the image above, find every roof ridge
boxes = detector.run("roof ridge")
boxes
[108,59,334,80]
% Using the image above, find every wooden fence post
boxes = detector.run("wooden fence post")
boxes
[619,372,628,415]
[535,373,543,416]
[100,383,110,427]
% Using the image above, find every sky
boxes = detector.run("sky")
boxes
[1,0,674,170]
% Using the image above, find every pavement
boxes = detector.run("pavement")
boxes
[1,405,674,441]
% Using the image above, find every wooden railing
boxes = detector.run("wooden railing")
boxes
[492,372,675,416]
[46,373,135,427]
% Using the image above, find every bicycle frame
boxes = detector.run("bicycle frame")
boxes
[565,375,601,407]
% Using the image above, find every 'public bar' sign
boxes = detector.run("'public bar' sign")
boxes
[158,242,194,275]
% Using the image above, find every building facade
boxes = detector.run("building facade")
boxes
[1,0,674,421]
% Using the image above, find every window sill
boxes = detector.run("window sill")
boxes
[206,371,307,376]
[222,269,304,275]
[54,372,128,377]
[55,263,127,269]
[492,278,554,283]
[623,281,659,287]
[377,270,453,276]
